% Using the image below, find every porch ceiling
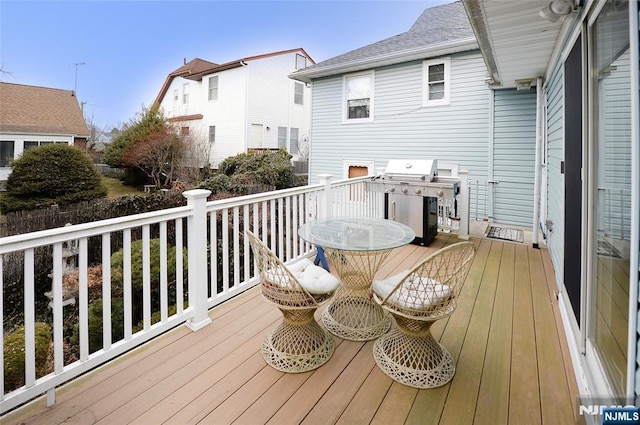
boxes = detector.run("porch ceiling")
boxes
[463,0,572,89]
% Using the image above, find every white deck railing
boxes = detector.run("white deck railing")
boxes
[0,173,468,414]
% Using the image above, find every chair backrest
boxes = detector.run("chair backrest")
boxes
[245,230,320,307]
[377,241,476,320]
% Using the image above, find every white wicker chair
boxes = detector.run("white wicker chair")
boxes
[371,241,476,388]
[245,230,339,373]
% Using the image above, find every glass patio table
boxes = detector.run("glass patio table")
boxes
[298,217,415,341]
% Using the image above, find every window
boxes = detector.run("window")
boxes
[208,76,218,101]
[181,126,189,135]
[24,141,39,150]
[183,83,189,104]
[423,57,450,106]
[209,126,216,144]
[0,141,15,167]
[295,53,308,70]
[294,82,304,105]
[289,128,299,155]
[277,127,287,148]
[173,89,178,101]
[344,72,373,121]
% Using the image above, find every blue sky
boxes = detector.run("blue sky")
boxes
[1,0,454,130]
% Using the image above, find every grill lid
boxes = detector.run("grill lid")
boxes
[384,159,438,182]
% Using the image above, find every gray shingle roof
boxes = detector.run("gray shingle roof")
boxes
[292,1,475,80]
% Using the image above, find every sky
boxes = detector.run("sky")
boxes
[0,0,454,131]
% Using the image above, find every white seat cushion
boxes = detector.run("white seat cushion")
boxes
[263,258,339,295]
[372,272,452,311]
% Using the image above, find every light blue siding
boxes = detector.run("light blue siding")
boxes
[308,50,491,217]
[545,63,565,282]
[492,88,537,226]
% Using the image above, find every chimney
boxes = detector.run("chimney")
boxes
[183,58,187,65]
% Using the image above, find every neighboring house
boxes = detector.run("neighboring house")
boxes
[154,48,313,168]
[291,1,540,228]
[295,0,640,414]
[0,82,89,187]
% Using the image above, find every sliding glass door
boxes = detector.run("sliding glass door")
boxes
[589,0,632,399]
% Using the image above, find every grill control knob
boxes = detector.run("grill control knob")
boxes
[401,187,408,194]
[415,189,422,195]
[388,187,395,192]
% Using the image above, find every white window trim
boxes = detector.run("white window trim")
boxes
[342,71,374,124]
[423,57,451,107]
[342,160,375,178]
[294,82,304,106]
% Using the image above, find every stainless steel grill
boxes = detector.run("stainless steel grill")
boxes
[377,159,459,246]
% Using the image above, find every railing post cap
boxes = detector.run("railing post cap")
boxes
[459,169,470,175]
[318,174,333,179]
[182,189,212,200]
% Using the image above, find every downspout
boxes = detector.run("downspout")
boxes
[625,0,639,401]
[532,77,543,248]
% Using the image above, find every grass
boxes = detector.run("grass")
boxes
[101,176,143,199]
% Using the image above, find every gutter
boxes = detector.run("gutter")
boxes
[290,38,477,82]
[462,0,501,85]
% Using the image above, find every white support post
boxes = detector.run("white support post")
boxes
[183,189,212,331]
[458,170,470,240]
[318,174,333,220]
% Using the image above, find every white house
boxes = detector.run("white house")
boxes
[0,82,89,188]
[154,48,314,168]
[294,0,640,416]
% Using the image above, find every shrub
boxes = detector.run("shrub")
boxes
[198,174,246,194]
[3,322,52,391]
[0,144,106,213]
[217,149,298,190]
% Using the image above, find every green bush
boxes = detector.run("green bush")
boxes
[198,174,246,194]
[3,322,52,391]
[71,298,125,354]
[0,144,106,213]
[111,238,187,292]
[217,149,297,190]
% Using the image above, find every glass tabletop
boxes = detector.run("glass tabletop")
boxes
[298,217,416,251]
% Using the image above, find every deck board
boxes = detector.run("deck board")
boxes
[3,234,582,425]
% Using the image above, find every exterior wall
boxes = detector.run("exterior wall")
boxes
[201,67,248,167]
[491,88,537,227]
[544,63,565,286]
[246,53,310,158]
[157,53,311,168]
[0,133,74,183]
[308,50,491,215]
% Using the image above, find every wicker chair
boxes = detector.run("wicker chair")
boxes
[245,230,339,373]
[371,241,476,388]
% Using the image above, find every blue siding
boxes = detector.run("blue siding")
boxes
[492,88,537,226]
[308,50,491,216]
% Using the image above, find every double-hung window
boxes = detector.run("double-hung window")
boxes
[277,127,287,149]
[289,128,299,155]
[0,141,15,167]
[344,72,373,122]
[208,76,218,101]
[183,83,189,104]
[294,82,304,105]
[209,126,216,144]
[423,57,450,106]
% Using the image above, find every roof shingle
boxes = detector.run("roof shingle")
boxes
[0,82,89,136]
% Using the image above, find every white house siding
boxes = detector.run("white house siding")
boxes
[308,50,491,215]
[491,88,537,227]
[201,68,248,167]
[246,54,310,158]
[544,65,565,280]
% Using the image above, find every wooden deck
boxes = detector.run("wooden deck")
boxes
[4,234,584,425]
